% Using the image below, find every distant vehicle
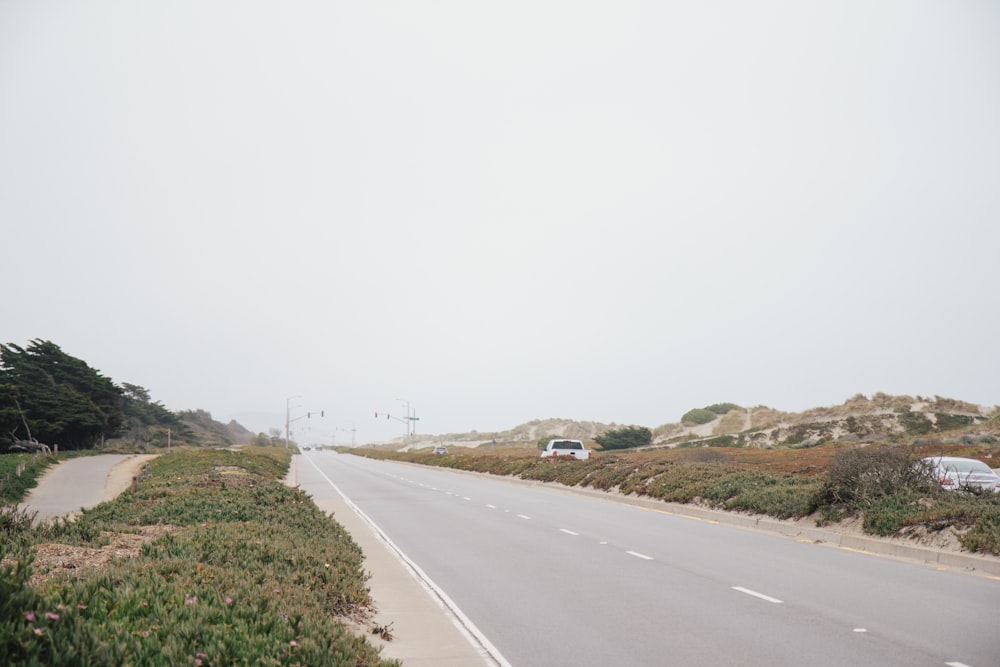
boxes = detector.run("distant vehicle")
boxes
[540,439,591,460]
[432,446,448,455]
[921,457,1000,492]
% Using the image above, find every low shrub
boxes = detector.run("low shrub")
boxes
[819,446,927,507]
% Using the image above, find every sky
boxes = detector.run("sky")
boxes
[2,1,998,445]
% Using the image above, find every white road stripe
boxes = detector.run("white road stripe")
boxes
[559,529,579,536]
[732,586,783,604]
[516,514,531,520]
[946,662,974,667]
[486,504,497,509]
[462,497,472,501]
[626,550,653,560]
[302,455,511,667]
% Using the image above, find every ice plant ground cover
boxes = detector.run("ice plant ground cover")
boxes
[0,447,398,666]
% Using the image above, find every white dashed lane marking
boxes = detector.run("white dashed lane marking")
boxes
[626,550,654,561]
[732,586,783,604]
[559,529,579,536]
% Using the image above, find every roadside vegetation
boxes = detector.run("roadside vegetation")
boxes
[0,453,57,504]
[351,440,1000,556]
[0,447,397,666]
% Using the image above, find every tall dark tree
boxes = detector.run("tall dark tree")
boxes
[0,340,125,450]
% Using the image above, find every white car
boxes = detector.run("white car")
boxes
[921,457,1000,493]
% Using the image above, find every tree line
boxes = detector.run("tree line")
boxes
[0,339,190,451]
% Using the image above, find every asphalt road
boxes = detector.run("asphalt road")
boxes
[300,451,1000,667]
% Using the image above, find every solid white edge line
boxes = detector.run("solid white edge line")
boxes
[945,662,974,667]
[626,550,654,560]
[732,586,783,604]
[304,455,511,667]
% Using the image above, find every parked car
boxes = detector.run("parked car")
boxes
[921,456,1000,492]
[432,446,448,455]
[540,439,592,460]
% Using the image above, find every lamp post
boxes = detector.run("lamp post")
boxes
[284,396,301,448]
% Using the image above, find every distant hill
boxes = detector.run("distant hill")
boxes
[176,409,258,448]
[369,394,999,451]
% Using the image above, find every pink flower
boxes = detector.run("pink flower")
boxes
[33,627,43,636]
[290,640,298,647]
[46,612,60,621]
[224,597,233,605]
[196,652,207,659]
[140,630,150,638]
[194,660,202,666]
[77,604,87,610]
[185,595,198,605]
[24,612,35,622]
[273,588,281,594]
[200,523,207,527]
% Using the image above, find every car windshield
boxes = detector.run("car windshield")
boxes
[555,441,582,449]
[943,460,992,474]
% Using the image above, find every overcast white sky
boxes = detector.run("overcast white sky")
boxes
[2,1,998,444]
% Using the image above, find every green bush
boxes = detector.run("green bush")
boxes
[681,409,717,425]
[704,403,741,415]
[961,511,1000,554]
[594,426,651,451]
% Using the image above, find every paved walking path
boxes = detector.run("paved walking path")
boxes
[20,454,156,524]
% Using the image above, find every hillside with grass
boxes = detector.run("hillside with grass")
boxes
[378,393,998,453]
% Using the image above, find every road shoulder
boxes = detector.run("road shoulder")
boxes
[286,455,495,667]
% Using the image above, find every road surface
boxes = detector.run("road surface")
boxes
[298,450,1000,667]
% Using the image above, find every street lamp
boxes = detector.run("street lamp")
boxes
[285,395,301,448]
